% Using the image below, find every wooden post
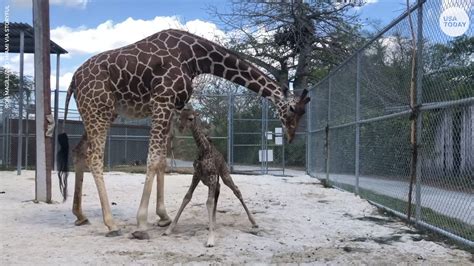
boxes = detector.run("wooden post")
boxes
[33,0,52,203]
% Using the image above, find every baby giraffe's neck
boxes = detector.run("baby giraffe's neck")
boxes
[190,120,212,152]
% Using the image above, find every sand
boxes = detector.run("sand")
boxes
[0,170,471,265]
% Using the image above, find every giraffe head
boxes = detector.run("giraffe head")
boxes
[279,89,311,143]
[178,107,198,133]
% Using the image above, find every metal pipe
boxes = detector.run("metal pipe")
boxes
[415,0,424,222]
[306,90,311,175]
[24,109,29,169]
[107,128,112,171]
[53,53,60,171]
[227,91,233,171]
[355,52,361,195]
[326,78,332,182]
[16,30,24,175]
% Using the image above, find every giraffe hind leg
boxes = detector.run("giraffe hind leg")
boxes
[81,107,121,237]
[206,177,218,247]
[72,134,89,226]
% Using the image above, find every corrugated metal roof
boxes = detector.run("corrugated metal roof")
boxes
[1,22,68,54]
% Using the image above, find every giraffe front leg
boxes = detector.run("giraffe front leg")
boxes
[156,170,171,227]
[132,103,173,240]
[164,174,200,235]
[131,157,163,240]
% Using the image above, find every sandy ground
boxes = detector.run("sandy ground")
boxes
[0,170,472,265]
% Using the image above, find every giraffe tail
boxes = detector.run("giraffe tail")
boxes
[57,78,74,201]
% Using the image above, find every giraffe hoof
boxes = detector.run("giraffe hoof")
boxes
[205,241,215,248]
[131,231,150,240]
[105,229,122,237]
[74,218,90,226]
[162,229,172,236]
[157,218,172,227]
[252,224,259,228]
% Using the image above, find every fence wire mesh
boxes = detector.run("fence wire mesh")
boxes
[1,84,306,175]
[308,0,473,246]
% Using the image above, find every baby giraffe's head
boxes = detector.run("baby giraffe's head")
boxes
[178,107,198,133]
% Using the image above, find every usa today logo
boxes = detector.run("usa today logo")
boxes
[439,7,470,37]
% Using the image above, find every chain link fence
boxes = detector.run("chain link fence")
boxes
[1,85,306,175]
[307,0,473,246]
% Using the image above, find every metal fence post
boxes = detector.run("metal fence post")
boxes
[260,98,268,174]
[107,129,111,171]
[25,108,29,169]
[2,104,7,167]
[227,91,233,172]
[355,53,361,195]
[306,90,311,175]
[326,78,332,182]
[16,30,24,175]
[53,53,60,171]
[124,127,128,163]
[415,0,424,223]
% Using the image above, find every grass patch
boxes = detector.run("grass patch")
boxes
[325,178,472,242]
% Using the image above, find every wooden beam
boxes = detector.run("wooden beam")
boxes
[33,0,52,203]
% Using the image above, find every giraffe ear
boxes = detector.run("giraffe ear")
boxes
[300,89,308,100]
[289,105,295,113]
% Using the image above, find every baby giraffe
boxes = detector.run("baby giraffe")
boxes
[164,107,258,247]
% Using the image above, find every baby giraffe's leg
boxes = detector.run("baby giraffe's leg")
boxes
[164,174,200,235]
[213,182,220,225]
[221,172,258,228]
[206,177,218,247]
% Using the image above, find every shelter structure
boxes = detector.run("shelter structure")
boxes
[1,21,67,202]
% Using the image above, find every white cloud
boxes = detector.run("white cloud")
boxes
[11,0,89,8]
[3,17,227,92]
[51,16,226,55]
[4,54,35,77]
[50,72,74,91]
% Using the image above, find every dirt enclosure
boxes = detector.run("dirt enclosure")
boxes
[0,170,471,265]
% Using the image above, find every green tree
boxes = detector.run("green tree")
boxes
[0,67,33,116]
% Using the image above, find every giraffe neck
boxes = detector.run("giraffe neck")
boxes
[190,119,212,152]
[193,44,285,102]
[191,39,289,120]
[165,30,287,109]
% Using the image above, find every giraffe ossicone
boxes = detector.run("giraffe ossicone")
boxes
[56,29,310,238]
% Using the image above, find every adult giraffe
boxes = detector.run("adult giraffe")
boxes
[57,29,310,239]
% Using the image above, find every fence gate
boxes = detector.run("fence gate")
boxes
[230,94,285,175]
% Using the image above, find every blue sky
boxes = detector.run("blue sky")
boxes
[2,0,430,93]
[8,0,410,30]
